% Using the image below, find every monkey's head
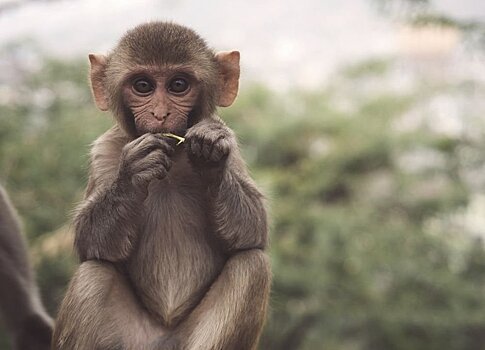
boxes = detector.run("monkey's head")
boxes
[89,22,240,137]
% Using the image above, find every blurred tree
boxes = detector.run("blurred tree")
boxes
[372,0,485,48]
[222,59,485,349]
[0,44,112,238]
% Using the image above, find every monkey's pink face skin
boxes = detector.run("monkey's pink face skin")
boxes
[121,66,201,136]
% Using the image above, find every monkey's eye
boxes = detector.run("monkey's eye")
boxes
[168,78,189,94]
[133,79,154,94]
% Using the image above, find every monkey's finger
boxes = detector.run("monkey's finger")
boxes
[156,135,177,155]
[124,134,159,160]
[127,132,152,148]
[202,133,229,162]
[207,125,230,141]
[139,133,177,156]
[127,135,174,161]
[211,138,231,162]
[133,157,172,181]
[201,137,214,160]
[149,150,173,171]
[132,150,172,173]
[188,137,203,158]
[136,134,172,153]
[122,135,148,160]
[124,133,163,159]
[132,168,166,187]
[137,166,169,182]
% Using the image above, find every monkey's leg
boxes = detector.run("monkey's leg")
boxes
[167,249,271,350]
[52,261,166,350]
[0,187,53,350]
[0,248,53,350]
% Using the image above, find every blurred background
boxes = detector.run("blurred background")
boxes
[1,0,485,349]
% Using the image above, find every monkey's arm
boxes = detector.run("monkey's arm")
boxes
[209,157,268,252]
[186,118,268,253]
[74,175,143,262]
[0,186,53,350]
[174,119,271,350]
[74,128,174,261]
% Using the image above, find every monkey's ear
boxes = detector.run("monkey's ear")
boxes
[88,54,109,111]
[215,51,240,107]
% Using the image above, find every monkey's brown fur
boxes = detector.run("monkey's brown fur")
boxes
[52,22,271,350]
[0,185,53,350]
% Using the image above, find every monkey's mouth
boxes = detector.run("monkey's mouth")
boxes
[136,118,187,136]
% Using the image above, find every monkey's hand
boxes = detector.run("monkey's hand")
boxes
[118,133,175,192]
[185,120,235,173]
[74,133,176,262]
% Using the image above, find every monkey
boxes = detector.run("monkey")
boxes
[0,185,54,350]
[52,22,271,350]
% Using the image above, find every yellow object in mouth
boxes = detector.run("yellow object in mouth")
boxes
[162,133,185,145]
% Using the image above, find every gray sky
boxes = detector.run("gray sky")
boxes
[433,0,485,21]
[0,0,483,89]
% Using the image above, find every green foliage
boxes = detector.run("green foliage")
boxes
[36,252,77,316]
[0,330,9,350]
[0,57,112,238]
[1,51,485,350]
[222,71,485,348]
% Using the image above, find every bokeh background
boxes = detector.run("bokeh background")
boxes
[1,0,485,349]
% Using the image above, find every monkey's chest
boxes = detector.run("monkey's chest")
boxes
[126,181,224,328]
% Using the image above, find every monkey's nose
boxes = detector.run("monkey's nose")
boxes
[151,112,170,121]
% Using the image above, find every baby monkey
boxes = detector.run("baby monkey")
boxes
[52,22,270,350]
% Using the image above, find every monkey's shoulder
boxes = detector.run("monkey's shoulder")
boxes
[90,126,129,159]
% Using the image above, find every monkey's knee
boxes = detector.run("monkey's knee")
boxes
[53,261,164,350]
[232,249,271,289]
[227,249,271,325]
[232,250,271,349]
[52,261,122,350]
[67,259,120,296]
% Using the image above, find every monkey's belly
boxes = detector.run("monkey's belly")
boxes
[127,186,224,328]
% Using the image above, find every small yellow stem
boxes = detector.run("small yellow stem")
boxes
[162,133,185,145]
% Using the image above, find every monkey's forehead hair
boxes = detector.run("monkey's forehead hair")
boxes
[110,22,216,67]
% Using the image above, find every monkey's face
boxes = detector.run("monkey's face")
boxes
[88,22,241,139]
[121,66,201,136]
